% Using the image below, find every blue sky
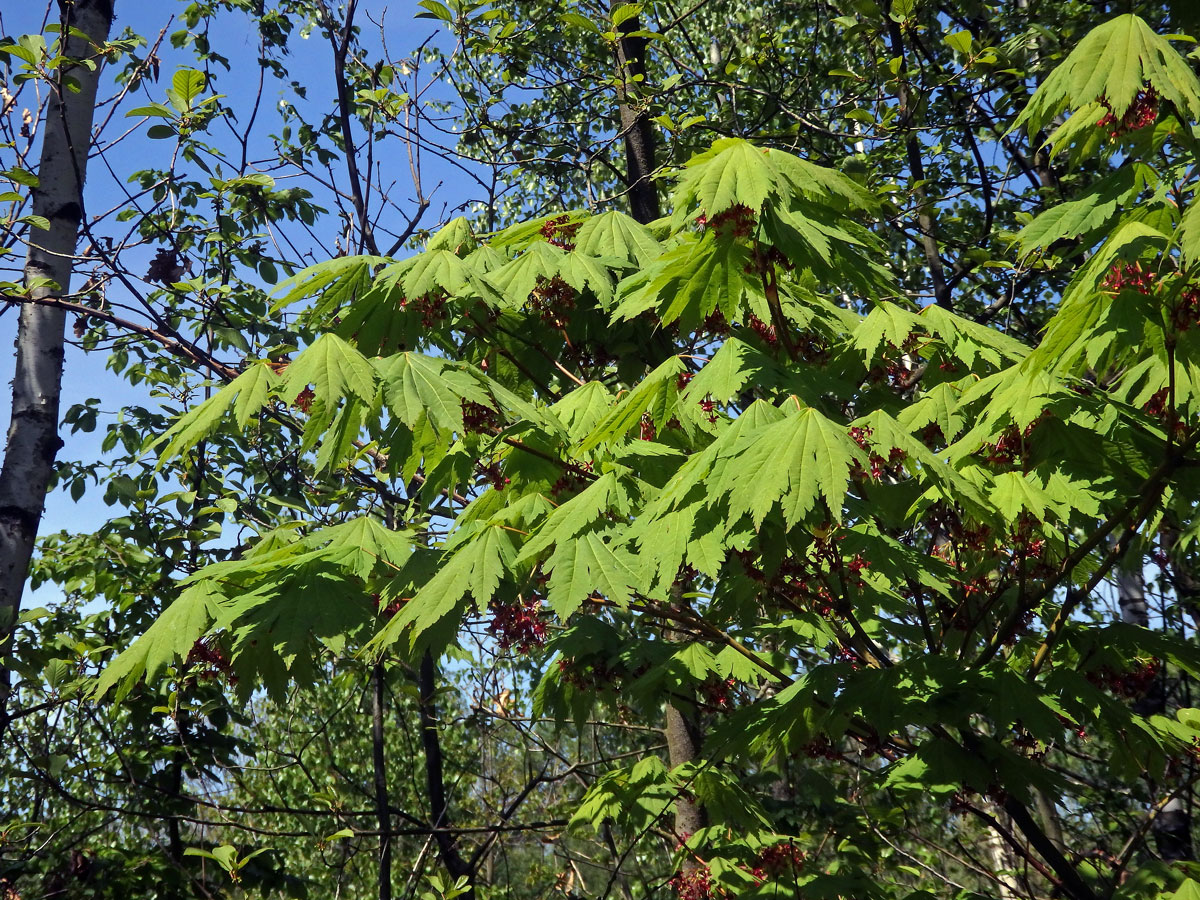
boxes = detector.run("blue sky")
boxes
[0,0,473,598]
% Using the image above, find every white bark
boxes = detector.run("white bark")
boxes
[0,0,115,735]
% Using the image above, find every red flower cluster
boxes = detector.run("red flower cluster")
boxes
[699,677,737,710]
[476,459,510,491]
[186,637,238,685]
[1173,288,1200,331]
[981,413,1048,467]
[462,400,500,434]
[374,592,406,620]
[399,294,447,328]
[293,385,315,413]
[488,596,547,653]
[702,309,730,337]
[670,865,718,900]
[529,276,575,327]
[1103,261,1155,295]
[639,413,657,441]
[1085,658,1160,698]
[697,204,757,239]
[557,655,621,689]
[540,214,580,250]
[745,313,777,346]
[1097,88,1158,138]
[848,424,907,481]
[749,841,806,883]
[803,734,842,760]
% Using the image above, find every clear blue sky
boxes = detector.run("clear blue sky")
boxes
[0,0,472,600]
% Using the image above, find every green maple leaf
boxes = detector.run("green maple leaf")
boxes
[95,582,220,699]
[272,255,385,315]
[579,356,686,452]
[573,210,662,266]
[304,516,414,580]
[549,382,614,441]
[377,352,494,434]
[672,138,779,222]
[1014,14,1200,138]
[400,248,472,298]
[720,405,861,528]
[766,149,879,210]
[366,525,516,655]
[853,301,924,362]
[519,472,633,561]
[544,530,645,617]
[231,362,279,428]
[681,337,767,406]
[1016,166,1143,255]
[220,563,372,698]
[1180,198,1200,267]
[485,241,567,306]
[920,304,1028,369]
[283,332,378,407]
[897,382,967,446]
[645,399,785,522]
[424,216,477,255]
[615,231,753,331]
[156,363,282,464]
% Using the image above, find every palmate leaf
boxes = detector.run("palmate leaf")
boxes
[424,216,477,255]
[156,364,282,464]
[231,362,279,428]
[220,563,373,699]
[919,305,1028,369]
[992,470,1109,523]
[518,471,635,561]
[544,529,646,617]
[302,516,414,580]
[366,524,518,655]
[767,150,878,210]
[400,248,473,298]
[272,254,385,316]
[1016,165,1144,255]
[852,301,923,362]
[680,337,769,405]
[579,356,686,451]
[376,352,495,434]
[95,582,221,699]
[671,138,779,223]
[1181,197,1200,267]
[283,332,378,407]
[1025,220,1168,373]
[718,405,862,528]
[485,241,567,305]
[573,210,662,266]
[1014,13,1200,137]
[897,382,967,445]
[615,231,753,331]
[549,381,613,441]
[643,399,785,522]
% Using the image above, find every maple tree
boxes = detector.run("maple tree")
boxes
[8,3,1200,900]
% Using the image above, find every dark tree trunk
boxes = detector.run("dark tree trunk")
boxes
[418,650,475,897]
[610,1,660,224]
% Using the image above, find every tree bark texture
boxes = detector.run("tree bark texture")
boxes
[610,1,659,224]
[373,663,394,900]
[0,0,115,738]
[418,650,475,898]
[1117,553,1192,859]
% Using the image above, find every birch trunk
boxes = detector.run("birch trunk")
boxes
[0,0,115,738]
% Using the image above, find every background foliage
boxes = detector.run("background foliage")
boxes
[6,2,1200,900]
